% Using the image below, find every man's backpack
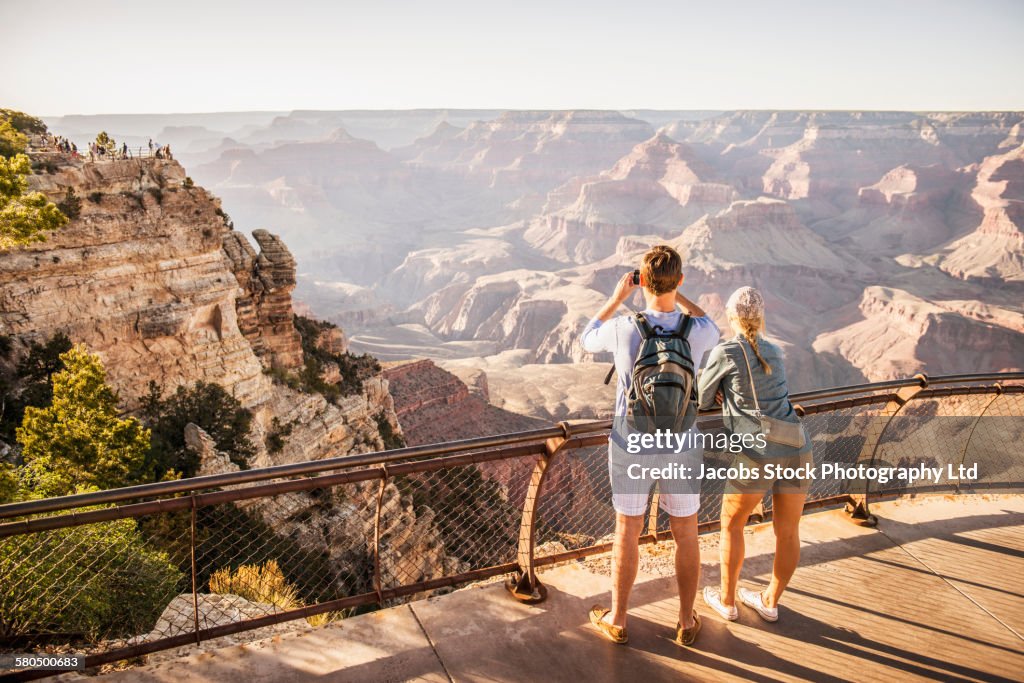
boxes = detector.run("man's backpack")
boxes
[623,312,697,434]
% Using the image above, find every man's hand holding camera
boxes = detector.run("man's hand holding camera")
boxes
[594,268,706,322]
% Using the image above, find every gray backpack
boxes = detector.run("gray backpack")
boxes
[625,312,697,434]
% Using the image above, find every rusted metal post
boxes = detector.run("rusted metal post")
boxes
[373,465,389,605]
[190,494,201,645]
[846,373,928,526]
[506,422,573,604]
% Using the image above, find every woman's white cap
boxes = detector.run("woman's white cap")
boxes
[725,286,765,319]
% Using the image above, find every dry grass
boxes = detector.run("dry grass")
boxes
[209,560,338,627]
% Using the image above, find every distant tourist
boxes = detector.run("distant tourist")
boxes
[580,245,719,647]
[698,286,811,625]
[164,144,172,160]
[148,138,154,154]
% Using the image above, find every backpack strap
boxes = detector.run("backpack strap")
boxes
[633,312,656,340]
[603,364,616,385]
[674,313,694,339]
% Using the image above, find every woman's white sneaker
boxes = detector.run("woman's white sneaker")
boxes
[738,587,779,622]
[702,586,739,621]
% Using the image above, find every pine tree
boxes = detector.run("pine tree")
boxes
[94,130,116,153]
[16,345,151,497]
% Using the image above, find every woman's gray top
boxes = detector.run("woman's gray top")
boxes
[697,335,810,459]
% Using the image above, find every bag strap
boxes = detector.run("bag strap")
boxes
[603,364,616,385]
[633,312,655,339]
[736,339,762,411]
[675,313,693,339]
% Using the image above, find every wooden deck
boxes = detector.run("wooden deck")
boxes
[78,496,1024,682]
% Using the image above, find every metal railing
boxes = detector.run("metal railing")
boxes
[29,141,168,162]
[0,372,1021,678]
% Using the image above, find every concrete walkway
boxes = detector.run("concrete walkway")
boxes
[89,496,1024,682]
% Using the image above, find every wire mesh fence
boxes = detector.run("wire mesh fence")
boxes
[0,375,1021,675]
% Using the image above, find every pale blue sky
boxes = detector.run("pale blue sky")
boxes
[1,0,1022,115]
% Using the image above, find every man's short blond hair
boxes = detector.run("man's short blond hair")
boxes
[641,245,682,295]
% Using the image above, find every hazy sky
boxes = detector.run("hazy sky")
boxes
[2,0,1022,115]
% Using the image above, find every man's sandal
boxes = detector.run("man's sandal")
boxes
[675,611,701,647]
[588,605,628,644]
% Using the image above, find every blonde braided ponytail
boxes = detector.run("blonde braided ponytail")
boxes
[726,286,772,374]
[733,315,772,375]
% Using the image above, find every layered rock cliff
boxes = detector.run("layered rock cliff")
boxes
[0,152,399,467]
[0,149,473,600]
[382,359,543,446]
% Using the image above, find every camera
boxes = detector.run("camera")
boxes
[632,269,640,285]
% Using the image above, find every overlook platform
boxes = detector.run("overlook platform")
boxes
[72,495,1024,683]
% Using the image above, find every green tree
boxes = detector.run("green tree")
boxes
[16,345,151,498]
[0,462,16,504]
[94,131,116,153]
[0,109,46,135]
[141,380,255,479]
[0,109,46,158]
[56,188,81,219]
[0,120,27,158]
[0,154,68,249]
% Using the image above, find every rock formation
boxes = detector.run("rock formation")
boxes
[224,228,304,370]
[920,143,1024,281]
[524,132,738,263]
[0,149,478,608]
[382,359,544,446]
[813,287,1023,381]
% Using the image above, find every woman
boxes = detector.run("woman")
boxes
[697,286,811,623]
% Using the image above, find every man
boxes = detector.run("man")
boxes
[580,245,719,646]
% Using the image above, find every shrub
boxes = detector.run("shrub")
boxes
[56,188,81,220]
[87,191,102,203]
[0,515,183,640]
[144,502,360,609]
[209,559,337,627]
[0,109,46,135]
[182,176,194,188]
[292,315,380,403]
[140,380,255,479]
[374,411,405,450]
[263,365,301,391]
[0,462,16,504]
[30,159,57,175]
[214,207,233,229]
[0,154,68,249]
[209,559,300,609]
[0,110,44,159]
[0,120,27,159]
[265,417,294,454]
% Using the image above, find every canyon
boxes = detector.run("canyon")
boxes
[44,109,1024,420]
